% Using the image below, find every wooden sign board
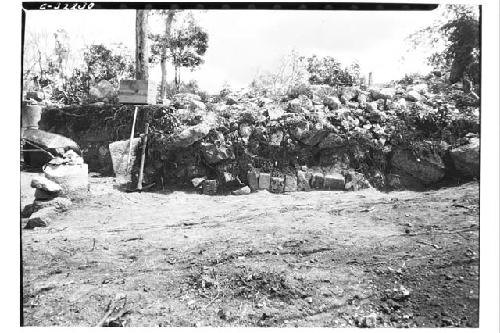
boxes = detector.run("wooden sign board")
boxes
[118,80,157,105]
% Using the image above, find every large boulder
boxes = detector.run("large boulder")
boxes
[288,95,313,113]
[450,138,480,178]
[89,80,115,101]
[405,90,422,102]
[189,99,207,112]
[323,95,342,110]
[340,87,358,103]
[319,133,345,149]
[172,93,201,108]
[344,171,371,191]
[164,114,216,148]
[265,105,286,120]
[290,122,328,146]
[22,129,81,167]
[391,147,446,185]
[25,91,44,102]
[21,197,72,218]
[201,143,235,164]
[30,176,62,193]
[25,207,57,229]
[377,88,395,100]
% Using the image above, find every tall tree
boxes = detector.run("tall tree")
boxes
[407,5,480,84]
[135,10,149,80]
[149,10,177,100]
[169,14,208,89]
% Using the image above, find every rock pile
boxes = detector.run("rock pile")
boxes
[22,149,88,229]
[40,75,480,193]
[23,176,72,229]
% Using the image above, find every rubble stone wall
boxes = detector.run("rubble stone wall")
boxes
[40,80,480,193]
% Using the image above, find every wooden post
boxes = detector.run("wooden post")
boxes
[137,123,149,191]
[126,106,139,173]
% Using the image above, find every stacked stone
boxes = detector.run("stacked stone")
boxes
[23,176,72,229]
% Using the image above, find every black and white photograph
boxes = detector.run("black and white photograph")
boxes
[7,0,499,329]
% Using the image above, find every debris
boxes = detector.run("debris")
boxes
[232,186,251,195]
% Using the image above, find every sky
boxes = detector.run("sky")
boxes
[24,8,442,93]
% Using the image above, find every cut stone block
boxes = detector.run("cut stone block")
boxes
[270,177,285,194]
[297,170,312,191]
[203,180,217,195]
[247,170,259,191]
[284,175,297,192]
[109,138,141,184]
[258,173,271,190]
[311,173,324,189]
[323,173,345,190]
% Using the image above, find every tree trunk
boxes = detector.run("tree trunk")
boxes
[174,66,179,91]
[135,10,149,80]
[160,11,176,100]
[160,58,167,99]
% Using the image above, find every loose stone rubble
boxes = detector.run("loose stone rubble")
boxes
[39,74,480,195]
[23,149,87,229]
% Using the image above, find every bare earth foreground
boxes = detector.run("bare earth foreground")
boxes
[21,172,479,327]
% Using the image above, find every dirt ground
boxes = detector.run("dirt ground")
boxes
[21,172,479,327]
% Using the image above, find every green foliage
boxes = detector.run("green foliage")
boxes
[304,55,360,87]
[51,44,134,105]
[249,50,309,98]
[83,44,134,86]
[407,5,480,84]
[149,12,209,89]
[398,73,426,85]
[287,83,313,99]
[170,25,209,70]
